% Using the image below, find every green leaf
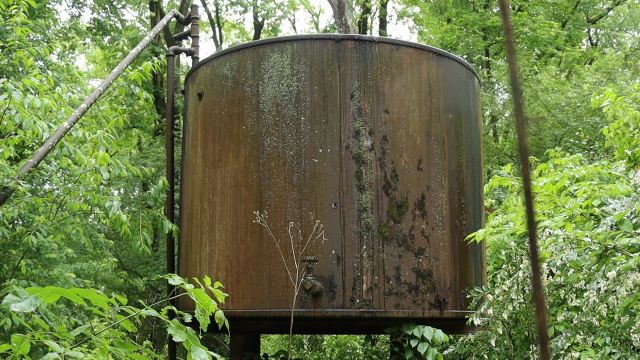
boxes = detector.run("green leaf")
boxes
[2,290,41,312]
[117,317,136,332]
[410,338,419,348]
[404,346,414,359]
[168,321,188,342]
[71,288,110,310]
[189,344,211,360]
[26,287,87,306]
[422,326,434,341]
[114,294,128,305]
[425,348,438,360]
[417,342,429,355]
[401,321,416,334]
[68,324,91,337]
[11,334,30,355]
[100,166,110,180]
[113,340,138,353]
[166,274,186,286]
[214,309,227,330]
[618,218,633,232]
[621,317,635,330]
[42,353,62,360]
[44,340,63,353]
[433,329,446,345]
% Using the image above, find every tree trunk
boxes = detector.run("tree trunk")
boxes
[214,0,224,49]
[201,0,220,49]
[252,0,265,40]
[378,0,388,36]
[356,0,371,34]
[326,0,355,34]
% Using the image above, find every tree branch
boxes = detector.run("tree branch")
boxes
[586,0,625,24]
[200,0,220,49]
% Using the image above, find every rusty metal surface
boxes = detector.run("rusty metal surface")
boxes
[178,35,485,333]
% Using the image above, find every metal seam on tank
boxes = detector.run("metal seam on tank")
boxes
[337,47,348,310]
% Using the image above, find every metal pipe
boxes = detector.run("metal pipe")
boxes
[166,8,198,359]
[0,9,187,207]
[172,29,192,41]
[497,1,550,359]
[165,51,177,360]
[190,4,200,65]
[167,46,195,56]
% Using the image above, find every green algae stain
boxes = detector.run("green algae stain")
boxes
[387,194,409,224]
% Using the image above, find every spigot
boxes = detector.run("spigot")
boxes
[302,256,323,296]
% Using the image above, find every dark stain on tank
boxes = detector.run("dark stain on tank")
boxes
[361,297,372,308]
[412,246,426,257]
[328,275,337,303]
[351,276,361,306]
[412,192,427,221]
[378,134,389,169]
[378,222,392,242]
[387,194,408,224]
[382,166,399,197]
[420,227,430,244]
[430,296,449,313]
[383,263,438,309]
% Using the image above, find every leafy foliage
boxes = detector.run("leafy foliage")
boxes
[384,322,449,360]
[454,153,640,359]
[0,274,228,359]
[595,85,640,167]
[258,323,448,360]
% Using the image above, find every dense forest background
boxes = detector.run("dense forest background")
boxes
[1,0,640,358]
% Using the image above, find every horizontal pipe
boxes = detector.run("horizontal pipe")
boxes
[0,9,187,207]
[172,29,191,41]
[167,46,195,56]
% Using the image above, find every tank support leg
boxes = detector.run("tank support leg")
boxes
[230,333,261,360]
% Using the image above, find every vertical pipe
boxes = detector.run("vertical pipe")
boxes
[190,4,200,65]
[167,8,197,358]
[497,1,550,359]
[166,52,177,360]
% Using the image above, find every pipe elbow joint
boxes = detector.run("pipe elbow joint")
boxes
[167,46,195,57]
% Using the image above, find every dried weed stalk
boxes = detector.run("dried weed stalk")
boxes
[253,211,326,359]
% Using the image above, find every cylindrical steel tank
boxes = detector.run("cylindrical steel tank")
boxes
[178,34,484,334]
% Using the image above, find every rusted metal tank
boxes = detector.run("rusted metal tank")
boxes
[178,34,484,335]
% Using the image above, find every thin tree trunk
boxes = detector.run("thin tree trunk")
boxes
[252,0,265,40]
[357,0,371,34]
[200,0,220,49]
[214,0,224,49]
[379,0,389,36]
[326,0,355,33]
